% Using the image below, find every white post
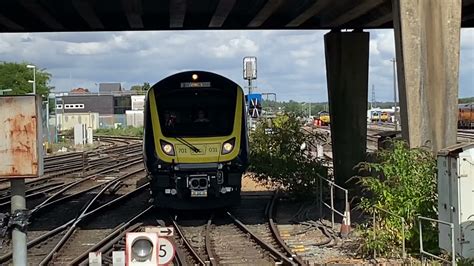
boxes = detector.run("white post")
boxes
[391,58,398,131]
[33,69,36,95]
[11,179,27,265]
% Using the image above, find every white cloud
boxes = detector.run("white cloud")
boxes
[0,29,472,102]
[64,42,106,55]
[211,35,259,58]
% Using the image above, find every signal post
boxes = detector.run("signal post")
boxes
[0,95,44,265]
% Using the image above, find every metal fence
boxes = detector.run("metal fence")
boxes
[371,206,406,259]
[418,216,455,265]
[317,173,349,231]
[99,114,127,129]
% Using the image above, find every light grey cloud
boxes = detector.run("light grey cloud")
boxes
[0,29,472,102]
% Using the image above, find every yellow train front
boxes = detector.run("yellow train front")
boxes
[143,71,248,209]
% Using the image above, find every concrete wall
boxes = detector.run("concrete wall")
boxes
[57,112,100,130]
[126,110,144,127]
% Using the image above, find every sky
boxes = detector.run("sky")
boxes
[0,29,472,102]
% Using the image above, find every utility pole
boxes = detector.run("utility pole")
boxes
[27,64,36,94]
[390,58,398,131]
[243,56,257,131]
[371,84,375,109]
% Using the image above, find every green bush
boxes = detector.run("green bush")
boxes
[94,126,143,137]
[248,114,328,199]
[357,141,437,257]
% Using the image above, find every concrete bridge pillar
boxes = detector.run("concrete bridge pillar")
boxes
[392,0,462,151]
[324,30,370,186]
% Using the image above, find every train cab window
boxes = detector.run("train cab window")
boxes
[156,88,236,137]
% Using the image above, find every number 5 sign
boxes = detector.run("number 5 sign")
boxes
[158,238,175,265]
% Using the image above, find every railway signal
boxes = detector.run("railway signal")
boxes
[248,93,263,118]
[125,231,176,265]
[125,232,159,265]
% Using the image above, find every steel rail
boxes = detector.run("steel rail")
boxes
[31,166,144,218]
[268,192,307,266]
[0,184,149,263]
[39,175,141,265]
[0,181,64,202]
[0,143,141,194]
[30,156,143,214]
[0,183,66,208]
[71,206,152,265]
[226,212,297,266]
[205,213,217,266]
[171,216,207,266]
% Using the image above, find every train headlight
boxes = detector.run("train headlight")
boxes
[160,140,175,156]
[192,73,198,80]
[222,138,235,155]
[131,238,153,261]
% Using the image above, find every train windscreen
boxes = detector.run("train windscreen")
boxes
[155,88,236,137]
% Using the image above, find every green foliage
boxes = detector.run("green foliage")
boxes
[459,97,474,104]
[263,100,328,116]
[248,113,328,198]
[130,85,143,91]
[130,82,150,93]
[95,127,143,137]
[0,62,52,98]
[142,82,151,91]
[357,141,437,257]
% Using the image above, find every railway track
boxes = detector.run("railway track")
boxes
[52,192,307,266]
[0,136,147,263]
[0,180,149,265]
[0,147,143,214]
[169,193,303,266]
[0,138,141,191]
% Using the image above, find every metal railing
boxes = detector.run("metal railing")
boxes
[418,216,455,265]
[317,173,349,230]
[372,206,406,259]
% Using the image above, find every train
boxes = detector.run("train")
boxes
[317,111,330,126]
[459,103,474,129]
[143,71,249,209]
[370,111,389,122]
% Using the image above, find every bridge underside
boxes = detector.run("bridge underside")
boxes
[0,0,470,187]
[0,0,473,32]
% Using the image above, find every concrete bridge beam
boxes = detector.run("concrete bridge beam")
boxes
[392,0,462,151]
[324,30,370,186]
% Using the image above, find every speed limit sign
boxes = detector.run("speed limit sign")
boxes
[158,238,175,265]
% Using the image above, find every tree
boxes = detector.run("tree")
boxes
[131,82,151,93]
[142,82,151,91]
[0,62,52,98]
[130,85,143,91]
[249,113,328,198]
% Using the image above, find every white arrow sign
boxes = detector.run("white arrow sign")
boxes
[144,226,175,237]
[158,238,175,265]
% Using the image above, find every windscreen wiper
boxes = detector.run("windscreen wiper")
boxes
[174,137,201,153]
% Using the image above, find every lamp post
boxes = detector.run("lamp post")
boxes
[26,64,36,94]
[390,58,398,131]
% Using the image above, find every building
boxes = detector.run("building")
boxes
[54,85,146,129]
[131,95,145,111]
[57,94,114,115]
[99,83,122,94]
